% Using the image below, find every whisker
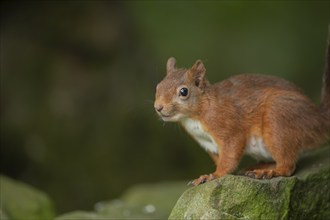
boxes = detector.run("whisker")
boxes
[144,99,154,104]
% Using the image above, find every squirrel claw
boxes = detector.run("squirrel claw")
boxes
[187,179,201,186]
[188,174,215,186]
[245,171,256,178]
[245,170,275,179]
[187,180,194,186]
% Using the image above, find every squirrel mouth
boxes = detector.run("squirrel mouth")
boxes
[159,112,182,122]
[160,113,172,119]
[157,112,173,121]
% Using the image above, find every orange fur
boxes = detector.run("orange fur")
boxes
[154,36,330,186]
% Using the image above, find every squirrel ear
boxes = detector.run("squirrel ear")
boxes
[190,59,206,87]
[166,57,177,74]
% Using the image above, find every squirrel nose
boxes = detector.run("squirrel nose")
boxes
[154,104,164,112]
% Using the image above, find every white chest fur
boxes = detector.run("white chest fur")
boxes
[180,118,219,154]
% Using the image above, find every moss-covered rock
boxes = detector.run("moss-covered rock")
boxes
[0,175,55,220]
[56,181,188,219]
[54,211,107,219]
[169,147,330,220]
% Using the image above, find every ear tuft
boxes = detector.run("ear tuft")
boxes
[191,59,206,87]
[166,57,177,74]
[192,60,206,74]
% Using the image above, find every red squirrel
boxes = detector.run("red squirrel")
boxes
[154,37,330,186]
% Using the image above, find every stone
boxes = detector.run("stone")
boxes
[169,146,330,220]
[55,211,107,219]
[0,175,55,220]
[56,181,188,219]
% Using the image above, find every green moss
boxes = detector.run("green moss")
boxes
[0,175,55,220]
[289,167,330,219]
[169,147,330,220]
[207,176,297,219]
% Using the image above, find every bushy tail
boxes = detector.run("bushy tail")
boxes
[320,29,330,120]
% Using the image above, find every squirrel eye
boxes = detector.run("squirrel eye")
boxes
[179,87,189,97]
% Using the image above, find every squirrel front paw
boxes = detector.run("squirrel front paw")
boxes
[187,174,216,186]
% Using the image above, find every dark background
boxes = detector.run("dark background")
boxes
[1,0,329,214]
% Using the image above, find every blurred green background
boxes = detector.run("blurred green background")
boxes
[1,0,329,215]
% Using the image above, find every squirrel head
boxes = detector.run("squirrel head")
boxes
[154,57,208,122]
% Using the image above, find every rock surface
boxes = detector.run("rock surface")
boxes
[56,181,188,219]
[0,175,55,220]
[169,147,330,220]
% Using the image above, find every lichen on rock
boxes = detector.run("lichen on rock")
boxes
[169,146,330,220]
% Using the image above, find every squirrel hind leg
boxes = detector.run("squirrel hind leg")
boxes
[245,163,296,179]
[242,162,275,173]
[248,95,308,179]
[243,162,276,179]
[247,138,299,179]
[247,137,298,179]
